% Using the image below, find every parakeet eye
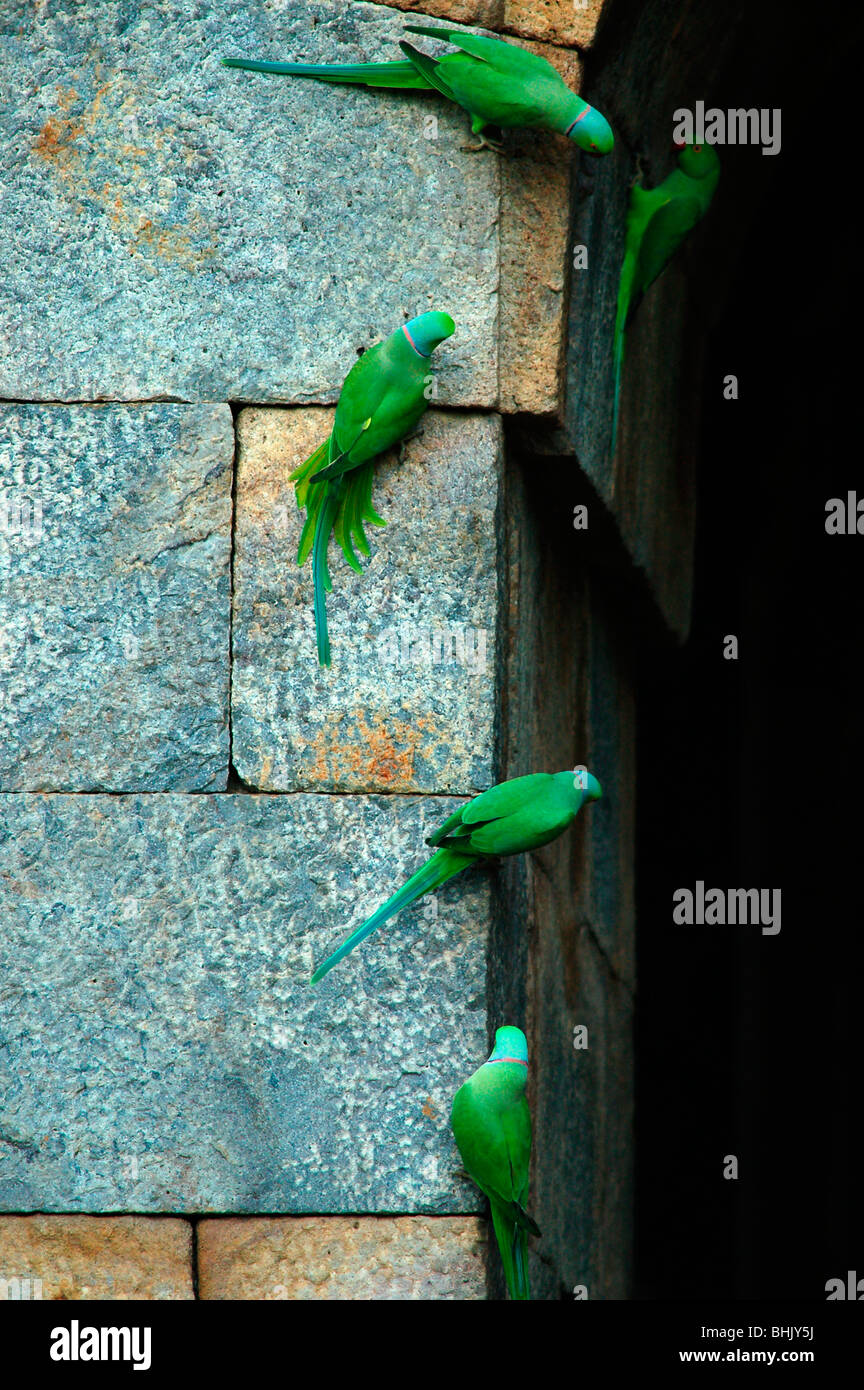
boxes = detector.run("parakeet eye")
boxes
[693,145,702,153]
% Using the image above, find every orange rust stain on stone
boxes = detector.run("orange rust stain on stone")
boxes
[305,710,435,789]
[31,82,216,271]
[421,1096,436,1119]
[33,114,85,162]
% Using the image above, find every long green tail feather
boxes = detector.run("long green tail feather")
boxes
[512,1224,530,1301]
[292,440,391,661]
[291,436,330,502]
[312,488,340,667]
[343,471,368,562]
[310,847,475,983]
[359,463,386,529]
[491,1201,530,1301]
[611,319,625,452]
[223,57,432,89]
[302,464,386,574]
[332,499,363,574]
[333,462,380,572]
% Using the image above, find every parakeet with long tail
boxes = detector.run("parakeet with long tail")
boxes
[224,26,614,155]
[451,1026,539,1300]
[311,769,601,981]
[612,142,720,446]
[290,310,454,666]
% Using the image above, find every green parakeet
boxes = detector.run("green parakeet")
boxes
[224,26,614,155]
[311,768,601,981]
[290,310,454,667]
[612,141,720,444]
[451,1025,539,1300]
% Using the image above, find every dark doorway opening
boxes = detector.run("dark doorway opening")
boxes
[635,10,864,1299]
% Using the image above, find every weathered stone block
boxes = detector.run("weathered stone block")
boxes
[505,1,608,49]
[0,1216,194,1300]
[232,407,501,793]
[0,1,498,405]
[379,1,608,49]
[500,130,574,417]
[379,0,504,30]
[0,793,488,1213]
[0,404,232,791]
[198,1215,488,1299]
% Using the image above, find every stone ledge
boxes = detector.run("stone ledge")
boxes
[198,1215,488,1299]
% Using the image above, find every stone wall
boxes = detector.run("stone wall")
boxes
[0,0,655,1300]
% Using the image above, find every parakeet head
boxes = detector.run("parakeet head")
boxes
[403,311,455,357]
[554,767,603,808]
[674,142,721,180]
[489,1026,529,1066]
[566,102,614,156]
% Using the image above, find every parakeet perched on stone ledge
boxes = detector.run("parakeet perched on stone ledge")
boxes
[311,769,602,980]
[451,1025,539,1300]
[290,310,454,667]
[225,26,614,155]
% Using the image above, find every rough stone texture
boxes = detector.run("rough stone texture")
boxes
[505,0,608,49]
[0,0,498,406]
[0,1216,194,1300]
[379,1,609,48]
[232,407,501,793]
[0,793,488,1213]
[198,1216,488,1299]
[497,41,579,418]
[381,0,504,28]
[500,134,574,418]
[0,404,232,791]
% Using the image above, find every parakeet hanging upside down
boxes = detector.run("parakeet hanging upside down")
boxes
[290,310,454,667]
[224,26,614,154]
[451,1026,539,1300]
[311,768,602,981]
[612,142,720,445]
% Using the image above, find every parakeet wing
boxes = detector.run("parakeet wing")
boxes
[425,774,553,849]
[426,801,474,848]
[635,196,704,297]
[466,798,574,855]
[461,773,557,824]
[452,1083,532,1211]
[398,41,458,102]
[429,775,574,855]
[404,26,540,75]
[332,342,390,445]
